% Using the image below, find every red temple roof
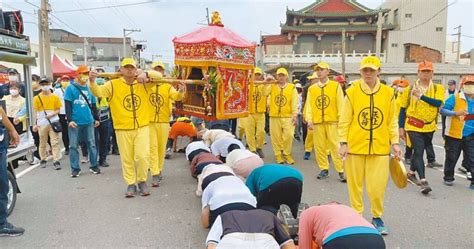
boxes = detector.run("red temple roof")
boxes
[298,0,370,14]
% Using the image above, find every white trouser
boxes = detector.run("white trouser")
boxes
[217,233,279,249]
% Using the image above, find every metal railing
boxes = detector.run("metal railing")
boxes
[263,50,386,64]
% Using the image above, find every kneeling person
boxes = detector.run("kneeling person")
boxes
[245,164,303,218]
[210,137,244,162]
[165,117,197,159]
[225,149,264,179]
[206,209,295,249]
[298,203,385,249]
[201,175,256,228]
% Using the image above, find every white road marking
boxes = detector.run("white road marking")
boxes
[16,148,66,178]
[16,163,41,178]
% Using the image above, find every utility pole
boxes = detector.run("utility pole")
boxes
[41,0,53,79]
[341,29,346,79]
[123,28,141,58]
[375,11,383,57]
[206,8,210,24]
[454,25,462,64]
[37,9,45,77]
[83,37,88,64]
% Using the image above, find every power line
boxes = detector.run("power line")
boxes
[2,2,36,15]
[112,0,139,28]
[400,0,457,32]
[49,12,83,36]
[462,35,474,38]
[24,0,40,9]
[72,0,111,36]
[54,0,159,13]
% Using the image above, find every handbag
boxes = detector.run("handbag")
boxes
[407,116,425,129]
[38,95,62,133]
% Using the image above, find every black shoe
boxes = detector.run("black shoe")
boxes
[89,167,101,174]
[444,180,454,186]
[40,160,47,168]
[71,169,81,178]
[420,180,432,194]
[0,222,25,237]
[111,150,120,155]
[317,170,329,179]
[338,172,347,183]
[53,161,61,170]
[426,161,443,168]
[99,161,110,167]
[65,150,69,156]
[407,172,421,186]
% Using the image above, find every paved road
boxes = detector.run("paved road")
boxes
[2,133,473,248]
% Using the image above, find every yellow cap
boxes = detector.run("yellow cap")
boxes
[276,67,288,76]
[307,72,318,80]
[121,58,137,68]
[293,79,300,84]
[254,67,263,75]
[360,56,381,70]
[152,61,165,70]
[314,61,330,70]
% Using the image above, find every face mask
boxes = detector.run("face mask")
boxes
[9,89,19,96]
[41,85,51,92]
[8,75,19,82]
[78,75,89,84]
[61,81,69,88]
[463,85,474,95]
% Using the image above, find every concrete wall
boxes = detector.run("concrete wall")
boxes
[265,44,293,55]
[383,0,448,63]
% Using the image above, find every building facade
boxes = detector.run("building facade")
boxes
[261,0,451,81]
[381,0,448,63]
[261,0,394,80]
[49,29,134,71]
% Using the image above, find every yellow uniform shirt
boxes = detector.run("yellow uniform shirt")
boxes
[339,79,399,155]
[248,84,267,114]
[149,84,183,123]
[398,81,445,133]
[304,80,344,124]
[89,77,153,130]
[264,83,298,118]
[33,93,62,112]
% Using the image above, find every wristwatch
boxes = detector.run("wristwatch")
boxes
[340,142,347,146]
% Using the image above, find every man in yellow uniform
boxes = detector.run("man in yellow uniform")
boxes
[304,62,345,182]
[398,61,445,194]
[89,58,161,198]
[244,67,267,158]
[264,68,298,164]
[338,56,401,235]
[148,61,185,187]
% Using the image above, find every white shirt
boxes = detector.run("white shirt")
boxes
[210,137,244,158]
[202,129,234,147]
[201,175,256,211]
[185,141,210,160]
[53,87,66,115]
[225,149,257,169]
[196,163,235,197]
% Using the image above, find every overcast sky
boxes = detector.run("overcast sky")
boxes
[2,0,473,65]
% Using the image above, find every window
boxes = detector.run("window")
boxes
[34,52,39,58]
[391,43,398,47]
[97,48,104,56]
[394,9,399,25]
[75,48,83,56]
[436,27,443,32]
[405,13,412,18]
